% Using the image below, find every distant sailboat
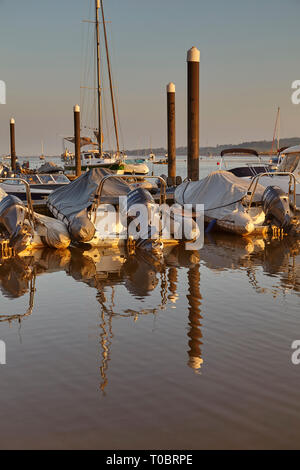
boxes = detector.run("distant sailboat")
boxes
[149,137,155,161]
[39,140,45,160]
[271,107,280,155]
[64,0,148,176]
[269,107,281,168]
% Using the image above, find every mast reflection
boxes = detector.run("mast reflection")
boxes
[187,263,203,373]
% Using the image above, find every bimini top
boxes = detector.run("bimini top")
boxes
[280,145,300,155]
[220,148,259,157]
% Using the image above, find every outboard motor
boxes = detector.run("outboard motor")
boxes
[0,195,33,251]
[69,209,96,243]
[120,187,163,257]
[262,186,294,232]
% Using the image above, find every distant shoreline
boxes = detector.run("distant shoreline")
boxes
[3,137,299,158]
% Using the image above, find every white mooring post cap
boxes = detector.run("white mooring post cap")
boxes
[187,47,200,63]
[10,118,15,124]
[74,104,80,112]
[167,82,176,93]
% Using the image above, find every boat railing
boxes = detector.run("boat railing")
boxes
[0,177,35,225]
[246,172,298,211]
[91,174,167,223]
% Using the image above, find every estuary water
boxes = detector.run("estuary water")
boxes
[0,158,299,449]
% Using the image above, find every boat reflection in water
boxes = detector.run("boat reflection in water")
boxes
[202,233,300,295]
[0,236,299,391]
[66,246,201,392]
[0,249,71,323]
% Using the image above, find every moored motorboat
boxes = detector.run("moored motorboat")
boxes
[226,145,300,208]
[175,170,299,237]
[0,173,70,202]
[0,183,71,253]
[47,168,199,254]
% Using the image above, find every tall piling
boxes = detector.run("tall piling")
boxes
[167,82,176,185]
[187,47,200,181]
[74,104,81,177]
[10,118,16,172]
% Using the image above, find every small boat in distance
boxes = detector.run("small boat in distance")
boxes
[39,140,45,160]
[64,149,149,175]
[64,149,118,171]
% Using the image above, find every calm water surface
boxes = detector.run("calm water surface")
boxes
[0,158,299,449]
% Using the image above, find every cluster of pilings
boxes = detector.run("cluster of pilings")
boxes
[166,46,200,183]
[8,107,82,177]
[72,46,200,181]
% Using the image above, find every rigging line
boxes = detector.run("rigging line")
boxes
[102,72,112,152]
[81,10,96,137]
[106,22,125,151]
[100,0,120,155]
[95,0,103,155]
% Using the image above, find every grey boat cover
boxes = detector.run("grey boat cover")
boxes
[38,161,64,173]
[175,171,265,218]
[47,168,131,242]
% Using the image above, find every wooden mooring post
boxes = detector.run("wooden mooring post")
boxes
[10,118,16,172]
[74,105,81,177]
[167,82,176,185]
[187,47,200,181]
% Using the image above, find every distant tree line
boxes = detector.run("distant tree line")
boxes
[126,137,300,156]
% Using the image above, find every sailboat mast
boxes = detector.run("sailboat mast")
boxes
[271,106,280,155]
[277,107,280,152]
[100,0,120,156]
[95,0,103,156]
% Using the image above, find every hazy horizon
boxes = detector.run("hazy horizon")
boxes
[1,0,300,155]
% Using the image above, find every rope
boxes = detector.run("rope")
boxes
[181,181,244,211]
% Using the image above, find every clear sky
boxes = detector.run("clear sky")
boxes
[0,0,299,155]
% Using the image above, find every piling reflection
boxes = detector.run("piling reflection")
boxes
[187,263,203,372]
[164,246,203,372]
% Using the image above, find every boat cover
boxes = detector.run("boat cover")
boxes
[38,161,64,173]
[48,168,131,220]
[175,171,266,220]
[47,168,131,242]
[0,187,7,200]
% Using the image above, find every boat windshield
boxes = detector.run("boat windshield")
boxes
[39,174,54,184]
[52,174,69,183]
[2,179,22,185]
[25,175,41,184]
[278,154,300,173]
